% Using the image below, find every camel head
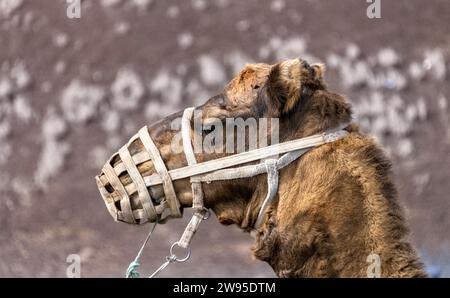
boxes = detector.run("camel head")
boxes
[96,58,352,227]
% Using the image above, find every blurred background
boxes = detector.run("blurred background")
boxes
[0,0,449,277]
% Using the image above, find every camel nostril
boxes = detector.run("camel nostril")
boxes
[114,200,122,211]
[105,182,114,194]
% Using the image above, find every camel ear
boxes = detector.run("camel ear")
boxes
[311,63,325,81]
[266,58,302,115]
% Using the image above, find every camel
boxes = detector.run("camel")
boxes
[99,58,426,277]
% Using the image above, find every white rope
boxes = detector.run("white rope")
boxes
[125,221,158,278]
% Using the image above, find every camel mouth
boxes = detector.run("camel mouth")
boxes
[95,125,184,225]
[96,169,175,224]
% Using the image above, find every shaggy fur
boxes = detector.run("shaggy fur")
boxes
[112,58,426,277]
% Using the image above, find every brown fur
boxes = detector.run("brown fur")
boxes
[111,58,426,277]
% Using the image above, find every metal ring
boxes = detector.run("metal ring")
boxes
[201,208,211,220]
[170,242,191,262]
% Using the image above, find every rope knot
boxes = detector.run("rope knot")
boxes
[167,255,177,263]
[125,259,141,278]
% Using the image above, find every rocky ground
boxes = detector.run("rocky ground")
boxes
[0,0,449,277]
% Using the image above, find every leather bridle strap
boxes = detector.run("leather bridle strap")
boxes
[181,107,205,211]
[177,107,349,231]
[187,120,350,229]
[175,107,209,249]
[129,125,350,189]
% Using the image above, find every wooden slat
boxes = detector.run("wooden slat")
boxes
[139,126,181,217]
[118,145,157,221]
[102,162,136,224]
[113,151,152,176]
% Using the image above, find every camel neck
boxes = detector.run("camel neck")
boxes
[250,131,427,277]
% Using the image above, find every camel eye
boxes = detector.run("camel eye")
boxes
[202,118,223,136]
[203,127,214,135]
[253,85,260,89]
